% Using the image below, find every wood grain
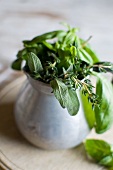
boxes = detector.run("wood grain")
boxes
[0,76,111,170]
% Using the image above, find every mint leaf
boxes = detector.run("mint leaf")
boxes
[28,52,43,73]
[84,139,113,168]
[94,74,113,134]
[50,79,80,115]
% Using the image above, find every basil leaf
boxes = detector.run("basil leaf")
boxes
[78,49,93,64]
[70,46,77,56]
[50,79,80,115]
[63,31,76,46]
[28,52,43,73]
[42,41,55,51]
[11,58,22,70]
[80,49,94,64]
[94,74,113,133]
[99,155,113,167]
[58,49,74,69]
[79,38,99,63]
[83,46,99,64]
[84,139,112,163]
[80,92,95,129]
[23,30,66,46]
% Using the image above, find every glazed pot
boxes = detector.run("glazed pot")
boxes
[14,73,90,150]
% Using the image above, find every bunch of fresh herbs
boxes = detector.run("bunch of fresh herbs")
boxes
[12,23,113,169]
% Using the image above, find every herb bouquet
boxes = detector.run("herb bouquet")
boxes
[12,23,113,161]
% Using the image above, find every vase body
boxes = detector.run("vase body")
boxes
[14,74,90,150]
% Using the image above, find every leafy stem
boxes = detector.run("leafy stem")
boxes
[71,76,99,109]
[81,36,92,48]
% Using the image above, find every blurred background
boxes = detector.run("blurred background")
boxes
[0,0,113,67]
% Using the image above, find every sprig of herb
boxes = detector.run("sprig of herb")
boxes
[84,139,113,169]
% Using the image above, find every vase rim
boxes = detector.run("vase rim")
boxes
[23,69,53,94]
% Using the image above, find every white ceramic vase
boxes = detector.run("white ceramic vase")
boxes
[14,73,90,150]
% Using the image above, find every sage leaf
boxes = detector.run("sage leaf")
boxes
[67,88,80,115]
[94,74,113,134]
[50,79,80,115]
[28,52,43,73]
[50,79,67,108]
[84,139,113,167]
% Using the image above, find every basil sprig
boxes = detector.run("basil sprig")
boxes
[85,139,113,168]
[94,74,113,134]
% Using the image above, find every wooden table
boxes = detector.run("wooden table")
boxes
[0,75,112,170]
[0,0,113,169]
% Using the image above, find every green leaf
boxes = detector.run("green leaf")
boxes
[11,58,22,70]
[70,46,77,56]
[80,92,95,129]
[62,30,76,46]
[50,79,67,108]
[42,41,55,51]
[83,46,99,64]
[94,74,113,133]
[67,88,80,115]
[50,79,80,115]
[23,30,66,46]
[80,38,99,64]
[99,155,113,167]
[84,139,112,163]
[28,52,43,73]
[58,49,74,69]
[93,62,113,73]
[79,49,93,64]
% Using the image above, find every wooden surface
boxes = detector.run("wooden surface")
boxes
[0,75,113,170]
[0,1,113,169]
